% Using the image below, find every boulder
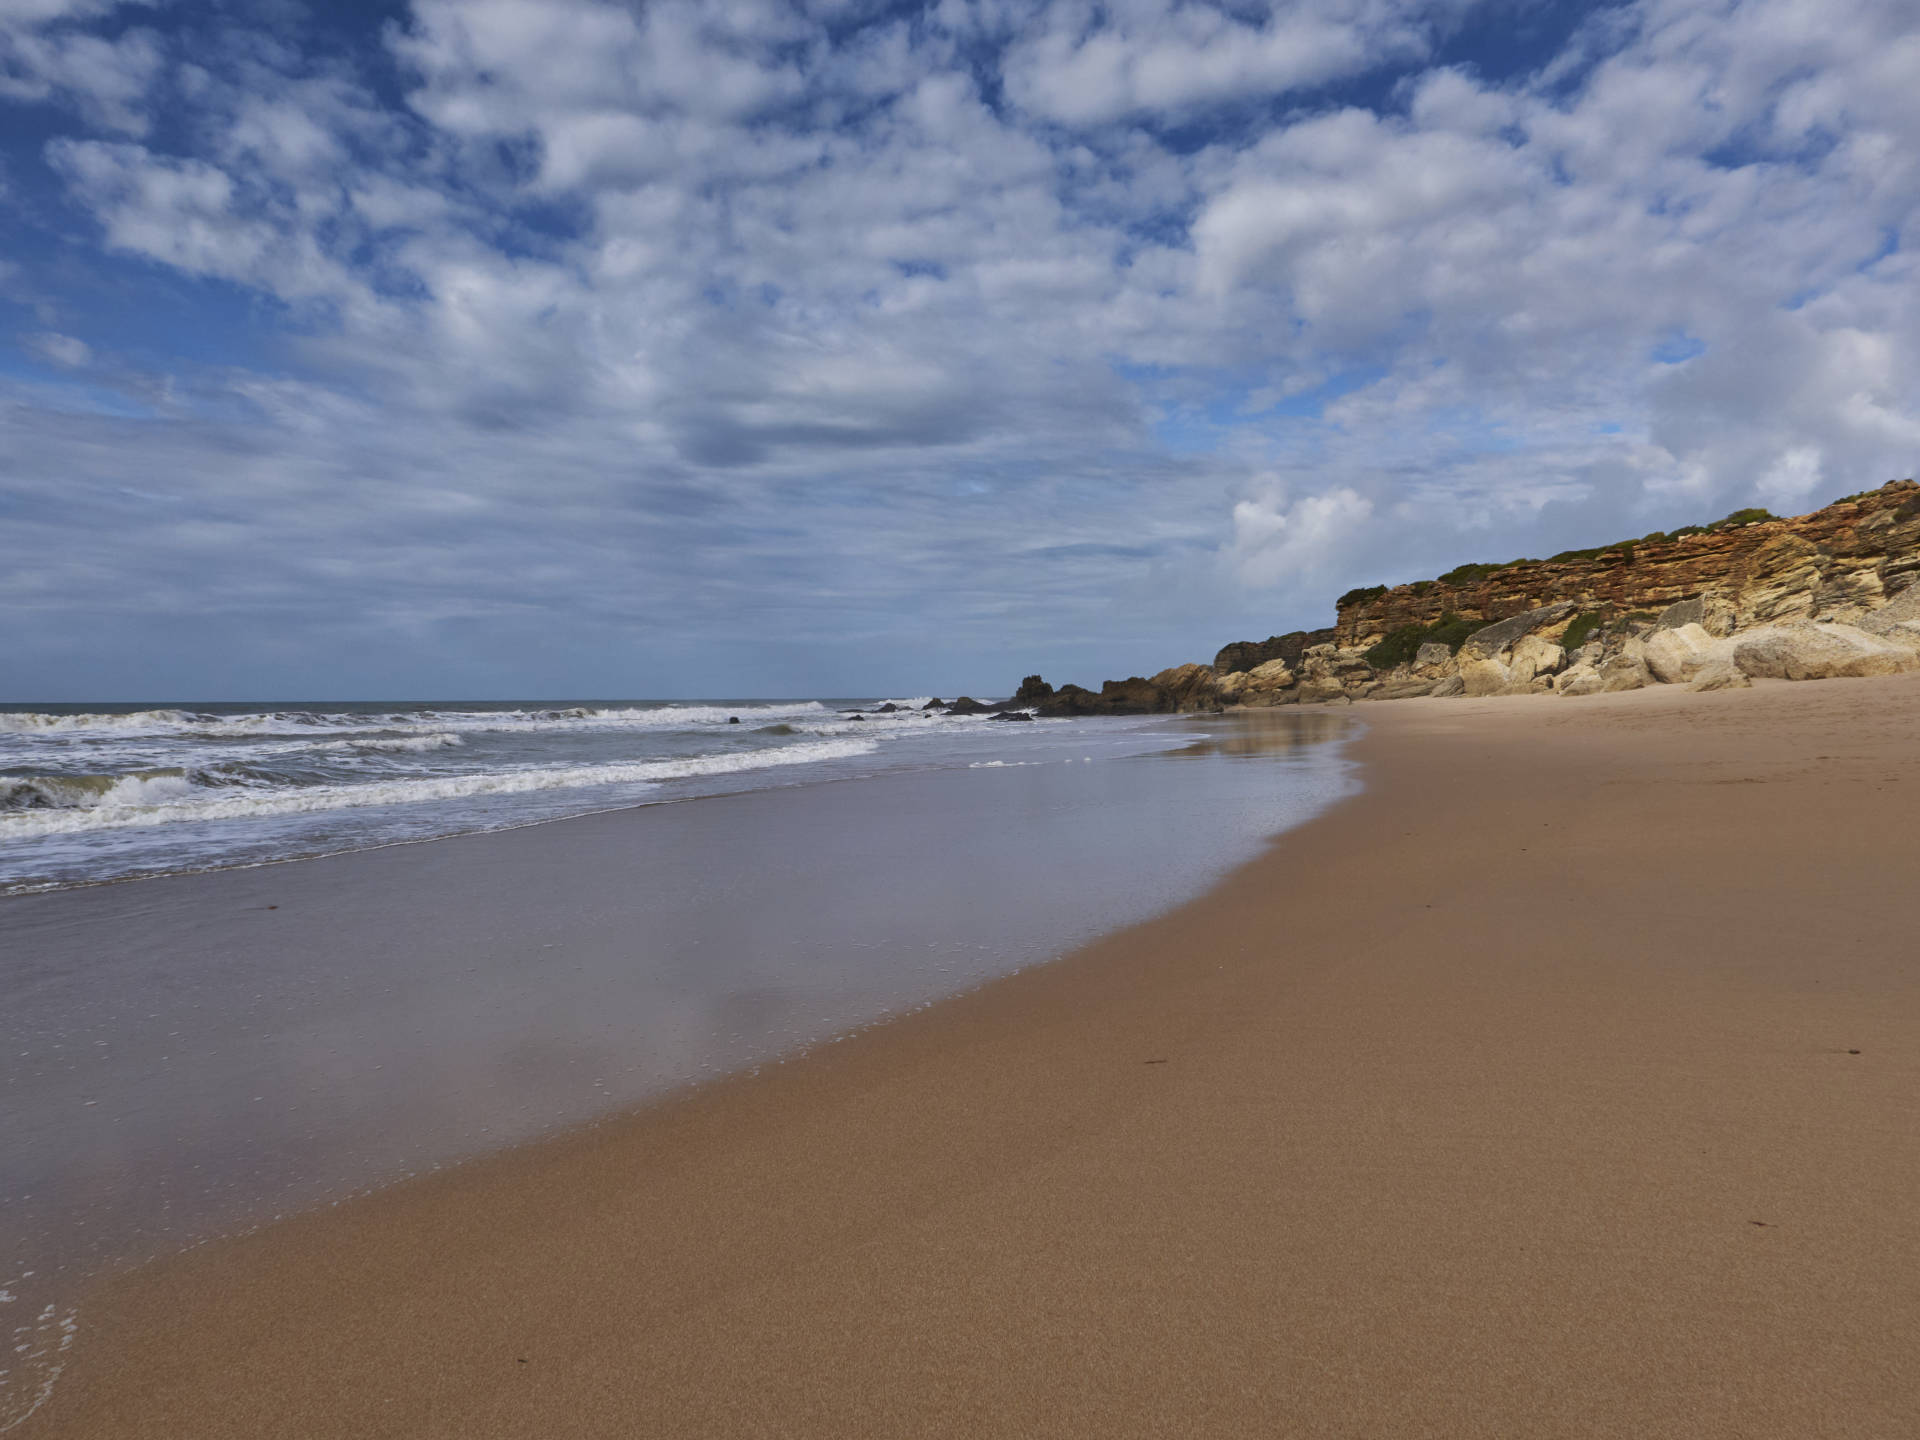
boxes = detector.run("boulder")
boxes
[1216,657,1296,706]
[1509,635,1566,684]
[1689,655,1751,691]
[1010,676,1055,705]
[1460,657,1513,697]
[921,698,947,710]
[1599,639,1653,692]
[1366,678,1437,700]
[1413,642,1454,670]
[1295,679,1349,704]
[1457,602,1578,663]
[1731,621,1919,681]
[944,696,991,715]
[1555,663,1605,696]
[1643,623,1718,684]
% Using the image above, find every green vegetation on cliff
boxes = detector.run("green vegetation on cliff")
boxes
[1363,613,1478,669]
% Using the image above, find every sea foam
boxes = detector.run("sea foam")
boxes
[0,739,876,838]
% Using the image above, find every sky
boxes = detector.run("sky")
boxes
[2,0,1916,700]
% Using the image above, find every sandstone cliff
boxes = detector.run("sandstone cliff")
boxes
[1334,480,1920,646]
[1013,480,1920,715]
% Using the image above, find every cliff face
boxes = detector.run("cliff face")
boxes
[1334,480,1920,646]
[1013,480,1920,716]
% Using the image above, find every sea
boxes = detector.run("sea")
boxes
[3,696,1192,894]
[1,697,1359,1429]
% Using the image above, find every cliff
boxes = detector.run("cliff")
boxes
[1016,480,1920,716]
[1332,480,1920,647]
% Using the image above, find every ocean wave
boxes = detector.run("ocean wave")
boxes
[0,703,833,741]
[0,708,197,734]
[0,768,197,811]
[0,739,877,838]
[310,733,464,754]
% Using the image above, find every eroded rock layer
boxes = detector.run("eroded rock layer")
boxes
[1335,480,1920,646]
[1008,481,1920,715]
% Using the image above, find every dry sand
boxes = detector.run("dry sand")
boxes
[31,674,1920,1438]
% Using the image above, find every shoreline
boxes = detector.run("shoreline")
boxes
[26,675,1920,1437]
[1,710,1356,1431]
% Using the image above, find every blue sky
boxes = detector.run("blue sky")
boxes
[2,0,1915,699]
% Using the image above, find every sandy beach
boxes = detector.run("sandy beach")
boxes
[27,674,1920,1438]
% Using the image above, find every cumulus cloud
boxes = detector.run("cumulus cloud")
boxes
[1227,484,1375,588]
[0,0,1916,696]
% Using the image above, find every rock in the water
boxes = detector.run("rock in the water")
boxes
[1731,621,1919,681]
[922,698,947,710]
[989,709,1034,721]
[944,696,990,715]
[1011,675,1055,705]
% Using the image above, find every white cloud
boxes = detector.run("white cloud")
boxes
[2,0,1918,694]
[1001,0,1450,125]
[22,330,90,367]
[1226,484,1374,588]
[0,1,159,133]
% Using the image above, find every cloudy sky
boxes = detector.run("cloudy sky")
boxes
[3,0,1915,699]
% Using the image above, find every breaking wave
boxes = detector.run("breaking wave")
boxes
[0,703,833,740]
[310,733,464,754]
[0,739,876,838]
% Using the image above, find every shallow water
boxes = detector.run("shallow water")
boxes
[0,710,1354,1427]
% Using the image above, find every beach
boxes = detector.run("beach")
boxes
[21,673,1920,1437]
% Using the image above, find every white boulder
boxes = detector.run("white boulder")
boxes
[1643,623,1718,684]
[1731,621,1919,681]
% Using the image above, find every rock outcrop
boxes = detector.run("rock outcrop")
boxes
[1333,481,1920,648]
[1213,629,1336,677]
[1005,481,1920,715]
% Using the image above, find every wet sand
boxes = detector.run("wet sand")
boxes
[28,674,1920,1437]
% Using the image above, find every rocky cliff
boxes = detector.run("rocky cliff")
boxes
[1334,480,1920,646]
[1015,480,1920,715]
